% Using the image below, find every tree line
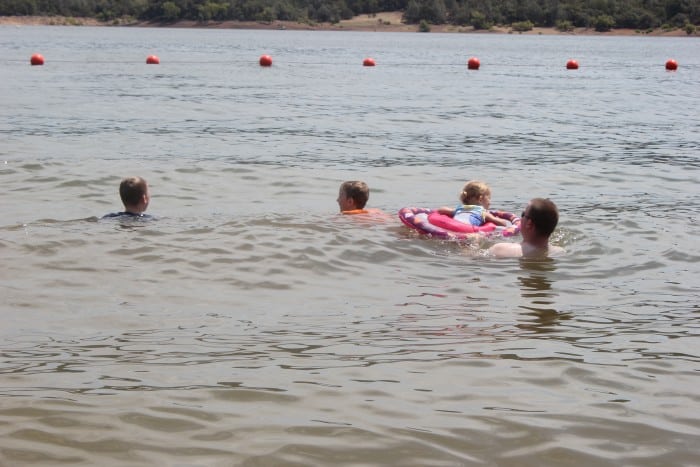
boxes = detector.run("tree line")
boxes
[1,0,698,31]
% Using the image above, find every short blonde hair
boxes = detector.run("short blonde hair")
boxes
[340,181,369,209]
[460,180,490,204]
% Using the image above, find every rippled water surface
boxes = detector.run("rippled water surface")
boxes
[1,26,699,466]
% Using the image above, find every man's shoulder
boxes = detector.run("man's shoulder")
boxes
[488,242,523,258]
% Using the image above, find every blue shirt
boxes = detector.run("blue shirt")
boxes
[453,205,486,226]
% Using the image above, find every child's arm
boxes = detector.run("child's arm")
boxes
[484,211,509,226]
[437,206,455,216]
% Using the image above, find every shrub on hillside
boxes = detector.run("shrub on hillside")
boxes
[594,14,615,31]
[512,20,533,32]
[556,19,574,31]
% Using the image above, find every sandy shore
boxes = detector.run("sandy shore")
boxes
[0,12,694,36]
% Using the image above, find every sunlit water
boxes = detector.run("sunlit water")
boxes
[1,26,699,466]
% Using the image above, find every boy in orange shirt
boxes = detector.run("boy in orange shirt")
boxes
[337,181,385,216]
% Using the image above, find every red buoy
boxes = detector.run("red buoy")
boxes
[363,57,376,67]
[665,59,678,71]
[467,57,480,70]
[146,55,160,64]
[30,53,44,66]
[566,59,579,70]
[259,55,273,67]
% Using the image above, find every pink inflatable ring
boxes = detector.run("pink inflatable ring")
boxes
[399,207,521,240]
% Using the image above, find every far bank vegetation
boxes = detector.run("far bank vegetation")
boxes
[1,0,698,33]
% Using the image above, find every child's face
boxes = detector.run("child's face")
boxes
[479,192,491,209]
[337,188,355,212]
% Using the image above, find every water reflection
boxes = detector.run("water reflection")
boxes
[516,257,562,331]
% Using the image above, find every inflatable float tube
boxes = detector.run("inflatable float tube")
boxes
[399,207,521,240]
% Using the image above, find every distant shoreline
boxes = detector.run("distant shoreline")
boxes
[0,13,695,37]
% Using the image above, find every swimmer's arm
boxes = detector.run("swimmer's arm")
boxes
[484,211,509,226]
[437,206,455,216]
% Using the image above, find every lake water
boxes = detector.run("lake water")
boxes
[1,26,699,466]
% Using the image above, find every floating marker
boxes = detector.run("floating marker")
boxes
[363,57,376,67]
[467,57,480,70]
[30,53,44,66]
[259,55,273,67]
[665,59,678,71]
[146,55,160,64]
[566,59,579,70]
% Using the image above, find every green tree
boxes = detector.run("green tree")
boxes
[594,14,615,31]
[1,0,698,31]
[471,10,492,29]
[613,7,658,29]
[518,0,544,24]
[403,0,420,22]
[402,0,446,24]
[0,0,37,15]
[161,1,181,21]
[451,4,470,25]
[256,5,275,21]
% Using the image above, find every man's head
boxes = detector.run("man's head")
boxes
[119,176,150,213]
[522,198,558,237]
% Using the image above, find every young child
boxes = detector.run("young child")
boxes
[438,180,508,227]
[337,181,370,214]
[102,176,152,219]
[337,181,385,215]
